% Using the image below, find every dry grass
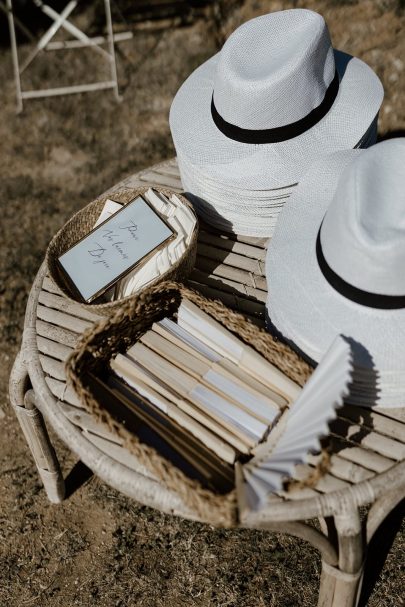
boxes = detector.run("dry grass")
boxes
[0,2,403,605]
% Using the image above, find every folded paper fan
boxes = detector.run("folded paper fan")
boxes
[238,336,353,511]
[117,191,197,298]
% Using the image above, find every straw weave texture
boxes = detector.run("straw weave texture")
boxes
[46,187,198,315]
[66,282,313,527]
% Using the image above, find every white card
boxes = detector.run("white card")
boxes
[58,196,174,302]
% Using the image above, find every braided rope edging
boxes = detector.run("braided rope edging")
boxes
[66,281,315,527]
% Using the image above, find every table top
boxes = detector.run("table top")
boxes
[21,158,405,526]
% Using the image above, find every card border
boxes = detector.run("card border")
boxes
[56,194,176,303]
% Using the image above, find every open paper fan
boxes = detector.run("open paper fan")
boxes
[238,336,353,511]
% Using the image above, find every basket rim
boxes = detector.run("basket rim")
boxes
[45,186,198,312]
[65,280,313,527]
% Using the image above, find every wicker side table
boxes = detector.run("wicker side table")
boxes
[9,159,405,607]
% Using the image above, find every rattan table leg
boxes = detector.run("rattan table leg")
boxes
[318,561,363,607]
[244,518,341,607]
[9,354,65,503]
[317,504,364,607]
[366,486,405,543]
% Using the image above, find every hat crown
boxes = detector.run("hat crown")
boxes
[321,140,405,296]
[213,9,336,131]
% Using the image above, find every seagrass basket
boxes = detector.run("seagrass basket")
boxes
[46,186,198,315]
[65,281,313,527]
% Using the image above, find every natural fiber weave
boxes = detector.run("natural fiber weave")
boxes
[46,187,198,315]
[66,281,313,527]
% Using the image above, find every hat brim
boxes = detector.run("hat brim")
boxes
[170,50,383,189]
[265,149,405,408]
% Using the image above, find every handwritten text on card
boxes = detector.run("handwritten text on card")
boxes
[58,196,173,302]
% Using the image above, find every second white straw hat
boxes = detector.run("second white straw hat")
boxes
[266,139,405,408]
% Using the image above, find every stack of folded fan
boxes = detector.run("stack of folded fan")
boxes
[90,298,353,501]
[95,188,197,301]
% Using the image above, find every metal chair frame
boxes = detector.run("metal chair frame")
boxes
[5,0,130,112]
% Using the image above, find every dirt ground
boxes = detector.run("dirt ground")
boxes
[0,1,404,606]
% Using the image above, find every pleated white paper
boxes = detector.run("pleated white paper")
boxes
[240,335,353,510]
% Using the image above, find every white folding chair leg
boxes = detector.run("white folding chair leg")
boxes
[104,0,121,102]
[6,0,23,112]
[7,0,123,111]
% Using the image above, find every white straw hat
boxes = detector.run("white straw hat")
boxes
[170,9,383,192]
[266,139,405,408]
